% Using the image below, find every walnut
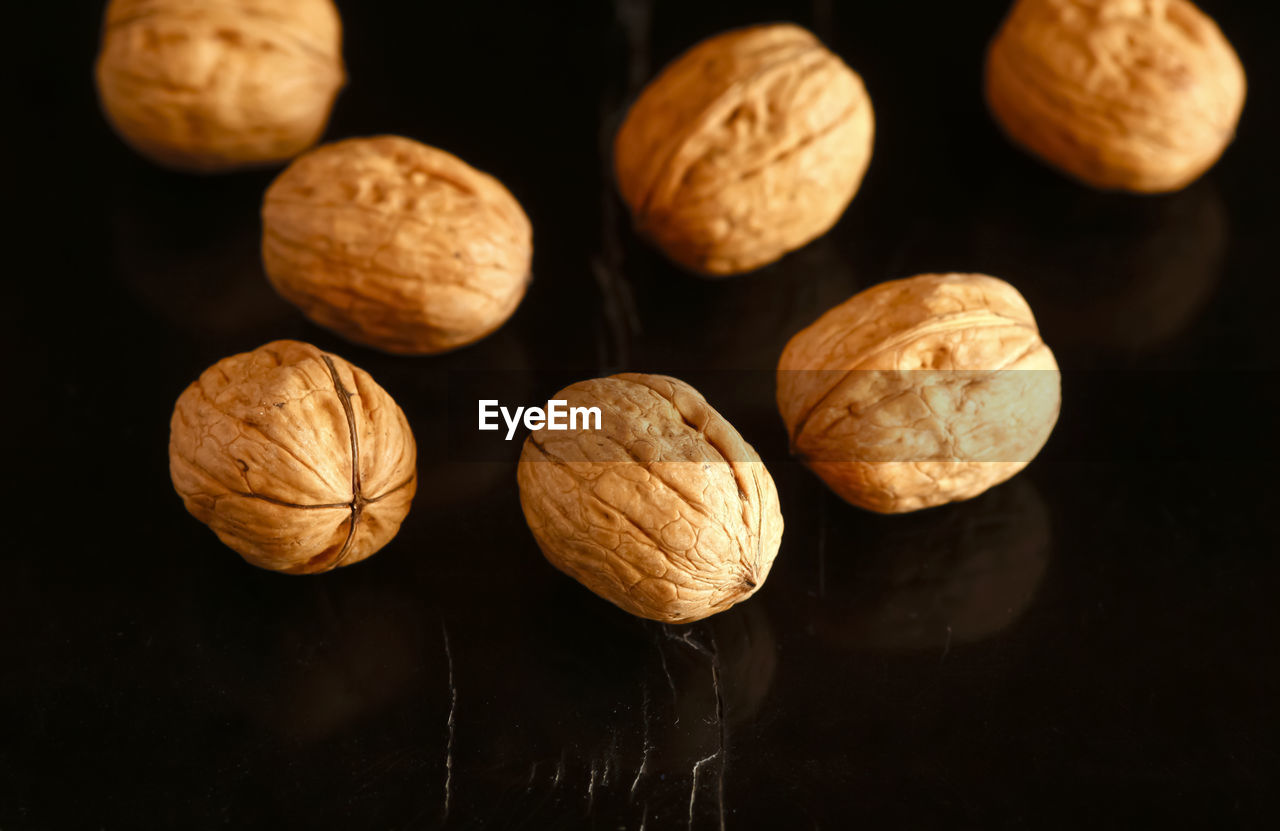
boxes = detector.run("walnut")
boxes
[95,0,345,172]
[985,0,1245,192]
[614,23,874,276]
[517,374,784,623]
[777,274,1060,513]
[262,136,533,355]
[169,340,416,574]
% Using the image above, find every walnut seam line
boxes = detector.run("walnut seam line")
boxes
[321,354,362,569]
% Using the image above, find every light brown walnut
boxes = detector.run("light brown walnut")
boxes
[777,274,1060,513]
[169,340,416,574]
[95,0,345,172]
[517,374,784,624]
[262,136,533,355]
[986,0,1245,192]
[614,23,874,276]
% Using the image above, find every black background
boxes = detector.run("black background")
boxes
[4,1,1279,828]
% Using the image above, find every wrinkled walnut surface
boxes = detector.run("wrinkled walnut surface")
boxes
[262,136,533,355]
[169,340,416,573]
[95,0,345,172]
[986,0,1245,192]
[517,374,783,623]
[777,274,1060,513]
[615,23,874,276]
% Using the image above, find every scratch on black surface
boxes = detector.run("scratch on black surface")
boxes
[554,751,565,788]
[630,681,652,799]
[688,752,718,831]
[678,628,727,831]
[604,730,619,785]
[941,624,953,660]
[526,761,538,793]
[654,630,679,721]
[587,761,598,814]
[590,257,639,373]
[669,627,711,659]
[709,632,727,831]
[442,622,456,822]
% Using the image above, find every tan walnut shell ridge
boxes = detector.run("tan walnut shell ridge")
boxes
[518,374,784,624]
[262,135,533,355]
[95,0,346,172]
[777,274,1061,514]
[169,340,417,574]
[986,0,1245,193]
[615,23,874,276]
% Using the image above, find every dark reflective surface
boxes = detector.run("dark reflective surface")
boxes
[4,1,1279,828]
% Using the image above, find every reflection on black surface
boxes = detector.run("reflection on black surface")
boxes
[816,478,1051,651]
[252,585,428,742]
[186,576,432,745]
[651,602,777,756]
[110,170,302,346]
[434,587,777,829]
[968,177,1226,355]
[626,233,865,372]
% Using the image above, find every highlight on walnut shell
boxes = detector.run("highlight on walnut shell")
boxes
[614,23,874,276]
[985,0,1245,193]
[777,274,1061,513]
[517,374,784,623]
[262,135,533,355]
[169,340,417,574]
[95,0,346,172]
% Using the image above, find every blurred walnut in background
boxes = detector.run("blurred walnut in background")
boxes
[778,274,1060,513]
[169,340,416,574]
[95,0,345,172]
[262,136,533,355]
[615,23,874,276]
[986,0,1245,192]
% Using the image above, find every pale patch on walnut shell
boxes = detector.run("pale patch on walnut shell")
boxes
[262,135,533,355]
[985,0,1245,192]
[777,274,1061,514]
[95,0,345,172]
[517,374,784,623]
[169,340,417,573]
[614,23,874,276]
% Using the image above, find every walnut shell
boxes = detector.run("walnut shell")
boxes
[95,0,345,172]
[169,340,416,573]
[985,0,1245,192]
[517,374,784,623]
[262,136,533,355]
[614,23,874,276]
[777,274,1060,513]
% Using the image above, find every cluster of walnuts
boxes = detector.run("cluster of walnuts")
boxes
[119,1,1243,622]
